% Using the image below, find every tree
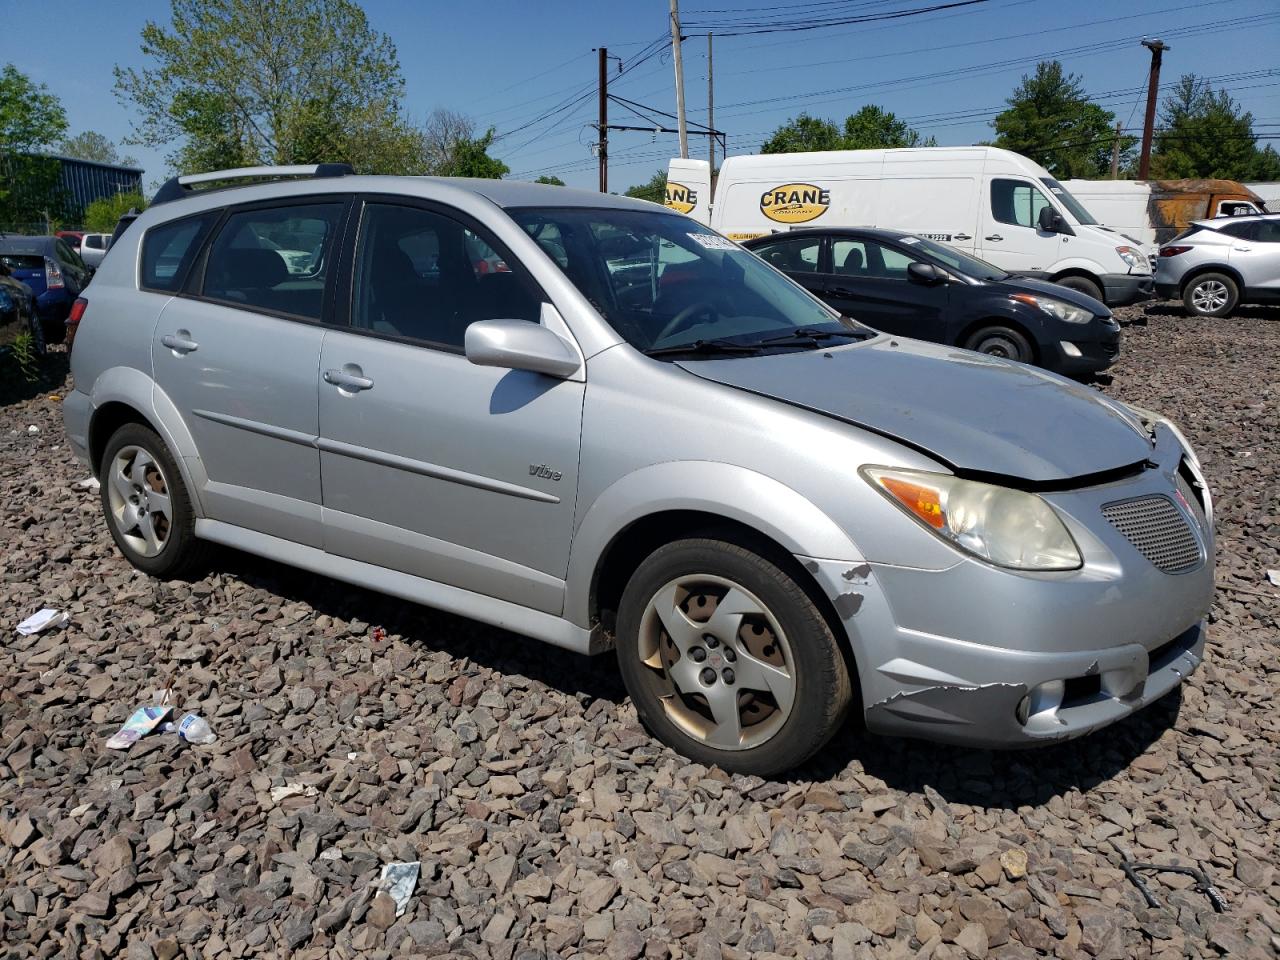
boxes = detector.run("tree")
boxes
[625,170,667,204]
[1150,75,1280,181]
[58,131,139,167]
[434,128,508,179]
[992,61,1130,178]
[841,105,935,149]
[115,0,424,175]
[419,108,508,179]
[762,107,934,154]
[762,114,843,154]
[0,64,69,229]
[534,175,565,186]
[83,191,148,232]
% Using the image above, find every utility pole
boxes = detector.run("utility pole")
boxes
[670,0,689,159]
[707,33,715,173]
[1138,39,1168,180]
[1109,121,1123,179]
[597,46,608,193]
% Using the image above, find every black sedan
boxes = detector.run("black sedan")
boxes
[0,259,44,357]
[743,228,1120,376]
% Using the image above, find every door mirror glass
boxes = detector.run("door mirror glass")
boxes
[907,261,946,285]
[465,318,581,379]
[1037,206,1064,233]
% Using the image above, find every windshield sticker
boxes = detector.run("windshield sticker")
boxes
[687,232,738,250]
[900,236,921,244]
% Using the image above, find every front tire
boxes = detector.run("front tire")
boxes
[1183,272,1238,318]
[1055,275,1104,303]
[965,325,1034,364]
[616,538,852,776]
[99,423,207,578]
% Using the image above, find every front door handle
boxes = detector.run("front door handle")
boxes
[323,366,374,392]
[953,233,972,241]
[984,234,1004,242]
[160,330,198,354]
[828,286,859,297]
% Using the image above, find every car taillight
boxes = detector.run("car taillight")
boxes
[44,256,64,289]
[66,297,87,351]
[1158,245,1191,258]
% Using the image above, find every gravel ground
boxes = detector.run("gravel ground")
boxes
[1,303,1278,960]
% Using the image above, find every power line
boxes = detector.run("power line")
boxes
[682,0,991,36]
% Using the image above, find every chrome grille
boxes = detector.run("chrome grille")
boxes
[1102,495,1201,574]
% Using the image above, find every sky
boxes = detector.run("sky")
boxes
[2,0,1278,193]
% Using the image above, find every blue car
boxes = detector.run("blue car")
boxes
[0,234,93,343]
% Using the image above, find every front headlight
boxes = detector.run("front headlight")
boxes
[1010,293,1093,324]
[1115,245,1145,270]
[862,467,1082,570]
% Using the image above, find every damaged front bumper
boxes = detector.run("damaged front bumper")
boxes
[802,425,1214,748]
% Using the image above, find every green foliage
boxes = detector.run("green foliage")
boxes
[762,106,935,154]
[58,131,138,167]
[432,127,508,179]
[7,331,41,383]
[625,170,667,204]
[534,175,565,186]
[1150,75,1280,181]
[992,61,1131,178]
[84,191,148,232]
[0,64,70,228]
[115,0,423,175]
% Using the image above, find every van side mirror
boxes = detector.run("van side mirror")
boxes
[907,261,947,286]
[1037,207,1066,233]
[465,318,581,379]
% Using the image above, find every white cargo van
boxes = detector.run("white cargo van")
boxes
[666,147,1153,306]
[1062,178,1267,251]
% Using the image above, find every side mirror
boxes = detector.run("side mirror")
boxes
[465,318,581,379]
[907,261,947,286]
[1037,206,1065,233]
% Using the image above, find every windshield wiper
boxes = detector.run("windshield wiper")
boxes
[643,338,765,358]
[752,326,870,346]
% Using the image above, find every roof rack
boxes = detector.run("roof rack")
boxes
[151,163,354,206]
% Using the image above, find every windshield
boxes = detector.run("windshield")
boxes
[1040,178,1098,225]
[898,235,1008,281]
[510,207,862,355]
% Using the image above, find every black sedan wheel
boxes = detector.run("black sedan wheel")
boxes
[965,325,1034,364]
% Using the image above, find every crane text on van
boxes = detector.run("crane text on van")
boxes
[760,183,831,223]
[665,182,698,214]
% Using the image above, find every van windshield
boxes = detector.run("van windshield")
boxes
[1041,178,1098,225]
[510,207,866,356]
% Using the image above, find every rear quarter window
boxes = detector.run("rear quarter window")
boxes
[141,214,217,292]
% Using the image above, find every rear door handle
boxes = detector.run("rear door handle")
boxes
[984,234,1004,242]
[953,233,972,241]
[160,330,198,354]
[828,286,859,297]
[1233,245,1252,251]
[323,367,374,392]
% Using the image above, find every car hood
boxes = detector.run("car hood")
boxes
[677,336,1153,482]
[993,275,1111,315]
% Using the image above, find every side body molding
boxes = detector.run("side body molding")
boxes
[87,366,209,517]
[563,460,867,630]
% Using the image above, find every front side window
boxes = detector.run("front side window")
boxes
[991,179,1054,229]
[1255,220,1280,243]
[754,236,822,274]
[202,202,343,320]
[353,202,541,349]
[510,207,858,354]
[140,214,216,292]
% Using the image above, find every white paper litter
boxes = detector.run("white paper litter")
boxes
[1267,569,1280,588]
[17,608,69,636]
[269,783,319,803]
[74,476,101,491]
[378,861,420,918]
[319,846,343,861]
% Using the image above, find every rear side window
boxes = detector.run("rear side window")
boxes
[201,202,343,320]
[1218,221,1257,241]
[141,215,216,292]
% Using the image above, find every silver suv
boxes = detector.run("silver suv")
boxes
[66,165,1214,775]
[1156,213,1280,317]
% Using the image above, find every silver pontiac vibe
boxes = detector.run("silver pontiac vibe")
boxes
[65,166,1214,776]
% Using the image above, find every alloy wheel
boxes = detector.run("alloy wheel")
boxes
[637,575,796,750]
[1191,280,1228,313]
[106,445,173,558]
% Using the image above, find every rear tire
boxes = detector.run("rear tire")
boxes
[1055,275,1104,303]
[616,538,852,776]
[26,308,47,358]
[99,423,208,579]
[1182,272,1238,318]
[965,325,1034,364]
